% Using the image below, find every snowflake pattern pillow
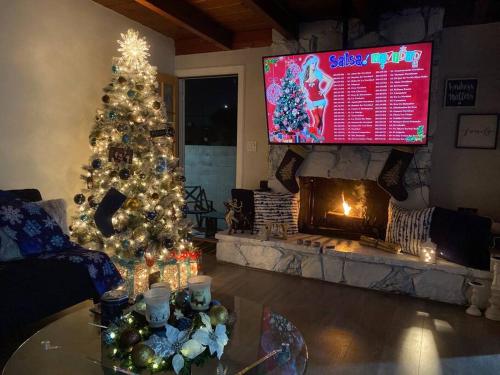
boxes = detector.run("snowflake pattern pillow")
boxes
[0,194,73,256]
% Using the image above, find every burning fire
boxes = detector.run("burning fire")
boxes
[341,192,351,216]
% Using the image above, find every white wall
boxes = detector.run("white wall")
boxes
[0,0,175,207]
[175,47,271,190]
[431,23,500,221]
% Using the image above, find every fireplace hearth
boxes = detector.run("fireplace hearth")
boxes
[299,177,391,240]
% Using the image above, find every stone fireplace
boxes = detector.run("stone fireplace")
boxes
[298,177,390,240]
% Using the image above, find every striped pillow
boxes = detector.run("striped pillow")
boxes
[253,192,299,234]
[386,201,435,256]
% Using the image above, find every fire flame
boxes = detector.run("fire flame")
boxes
[342,192,351,216]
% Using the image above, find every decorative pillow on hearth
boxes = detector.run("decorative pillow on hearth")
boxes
[253,191,299,235]
[0,195,73,256]
[35,199,69,235]
[385,200,435,256]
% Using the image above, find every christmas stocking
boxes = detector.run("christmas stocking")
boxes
[94,188,127,237]
[275,146,308,193]
[377,149,414,201]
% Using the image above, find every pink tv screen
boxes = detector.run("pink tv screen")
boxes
[263,42,432,145]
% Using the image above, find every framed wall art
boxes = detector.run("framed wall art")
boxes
[444,78,478,107]
[456,114,499,149]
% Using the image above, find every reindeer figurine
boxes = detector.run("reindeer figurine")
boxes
[224,199,242,235]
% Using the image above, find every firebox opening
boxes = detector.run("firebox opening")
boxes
[299,177,391,240]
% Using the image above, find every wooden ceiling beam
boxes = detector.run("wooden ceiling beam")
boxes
[176,29,272,55]
[135,0,233,50]
[240,0,298,40]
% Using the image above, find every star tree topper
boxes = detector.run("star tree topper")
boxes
[117,29,150,70]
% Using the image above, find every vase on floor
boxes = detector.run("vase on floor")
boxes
[466,280,484,316]
[485,255,500,321]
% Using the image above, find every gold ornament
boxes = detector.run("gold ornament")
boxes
[132,227,148,244]
[209,305,229,326]
[124,197,142,210]
[131,343,154,368]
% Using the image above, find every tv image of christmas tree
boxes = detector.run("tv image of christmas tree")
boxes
[71,30,199,292]
[272,67,309,138]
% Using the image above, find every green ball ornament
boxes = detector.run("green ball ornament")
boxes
[80,214,89,222]
[131,343,154,368]
[209,305,228,326]
[119,328,141,351]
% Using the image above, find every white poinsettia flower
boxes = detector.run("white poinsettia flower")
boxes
[148,324,206,374]
[192,323,229,360]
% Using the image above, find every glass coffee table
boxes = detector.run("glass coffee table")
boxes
[3,294,308,375]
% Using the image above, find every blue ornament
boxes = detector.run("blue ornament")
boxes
[155,164,166,173]
[210,300,221,307]
[127,90,136,98]
[176,317,192,331]
[122,134,130,144]
[112,65,119,74]
[91,159,102,169]
[146,211,157,221]
[122,239,130,249]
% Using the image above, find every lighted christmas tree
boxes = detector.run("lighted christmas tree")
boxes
[71,29,199,294]
[273,68,309,132]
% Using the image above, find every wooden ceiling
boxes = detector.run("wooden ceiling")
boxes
[94,0,297,55]
[94,0,500,55]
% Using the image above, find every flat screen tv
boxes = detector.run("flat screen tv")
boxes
[263,42,432,145]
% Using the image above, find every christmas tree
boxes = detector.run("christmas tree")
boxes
[273,68,309,132]
[71,30,199,291]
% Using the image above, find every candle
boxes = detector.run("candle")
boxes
[188,275,212,311]
[144,287,171,327]
[419,240,437,264]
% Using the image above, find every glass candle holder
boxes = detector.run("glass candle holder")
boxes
[144,287,171,327]
[419,240,437,264]
[188,275,212,311]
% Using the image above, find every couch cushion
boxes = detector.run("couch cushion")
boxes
[3,189,42,202]
[0,195,73,256]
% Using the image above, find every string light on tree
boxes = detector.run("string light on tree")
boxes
[71,29,200,296]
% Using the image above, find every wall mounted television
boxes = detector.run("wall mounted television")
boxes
[263,42,432,145]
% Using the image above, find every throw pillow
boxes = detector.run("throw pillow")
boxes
[35,199,69,235]
[0,227,23,261]
[0,195,73,256]
[385,201,435,256]
[253,192,299,235]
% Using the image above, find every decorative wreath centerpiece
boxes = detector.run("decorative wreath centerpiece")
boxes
[102,290,232,374]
